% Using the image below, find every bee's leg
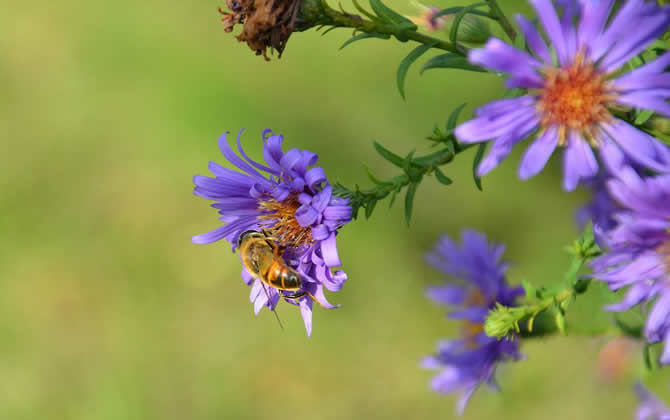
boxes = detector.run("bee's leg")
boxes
[305,292,331,309]
[282,291,330,309]
[282,291,306,301]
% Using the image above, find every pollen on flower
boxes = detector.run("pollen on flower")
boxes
[258,195,314,248]
[536,52,616,145]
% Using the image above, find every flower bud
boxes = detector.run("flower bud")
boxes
[453,15,491,45]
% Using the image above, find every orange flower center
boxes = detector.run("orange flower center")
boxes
[462,289,486,348]
[658,239,670,275]
[258,194,314,248]
[536,52,616,145]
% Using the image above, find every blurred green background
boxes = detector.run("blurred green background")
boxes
[3,0,669,418]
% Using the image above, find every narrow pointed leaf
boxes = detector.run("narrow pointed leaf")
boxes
[421,53,486,74]
[369,0,416,26]
[433,5,491,20]
[397,42,437,99]
[634,109,654,125]
[472,142,486,191]
[352,0,380,21]
[447,103,467,130]
[364,167,392,186]
[433,167,452,185]
[373,141,405,168]
[404,182,419,226]
[340,32,390,50]
[364,199,377,219]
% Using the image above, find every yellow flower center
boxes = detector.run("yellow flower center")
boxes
[536,52,616,145]
[258,194,314,248]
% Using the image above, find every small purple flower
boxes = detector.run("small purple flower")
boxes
[192,129,352,336]
[591,168,670,363]
[635,383,670,420]
[455,0,670,191]
[423,231,523,414]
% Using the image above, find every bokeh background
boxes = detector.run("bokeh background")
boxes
[3,0,669,418]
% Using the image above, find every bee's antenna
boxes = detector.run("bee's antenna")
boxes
[259,281,284,331]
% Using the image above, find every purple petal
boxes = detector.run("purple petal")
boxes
[602,119,670,174]
[323,205,352,221]
[448,307,488,322]
[311,224,330,241]
[279,148,303,173]
[321,232,342,267]
[530,0,568,65]
[300,299,313,337]
[516,14,552,63]
[518,126,559,179]
[217,132,264,178]
[253,289,269,314]
[295,205,319,227]
[604,282,651,312]
[235,129,277,174]
[305,167,327,191]
[468,39,543,84]
[616,93,670,118]
[262,134,284,171]
[426,285,467,305]
[311,284,339,308]
[562,132,598,191]
[242,267,255,286]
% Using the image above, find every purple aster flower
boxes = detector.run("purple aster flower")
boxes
[192,129,352,336]
[422,230,524,414]
[635,383,670,420]
[591,168,670,362]
[576,170,618,232]
[454,0,670,191]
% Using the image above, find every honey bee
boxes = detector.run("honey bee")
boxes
[237,229,323,309]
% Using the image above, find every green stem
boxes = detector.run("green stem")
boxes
[485,0,517,41]
[301,0,464,54]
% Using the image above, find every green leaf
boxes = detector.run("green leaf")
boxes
[404,182,418,226]
[364,166,392,186]
[364,199,377,219]
[421,53,487,74]
[373,141,405,168]
[433,167,452,185]
[447,103,467,130]
[433,5,491,21]
[340,32,390,50]
[368,0,416,26]
[351,0,380,21]
[472,143,487,191]
[635,109,654,125]
[397,42,437,99]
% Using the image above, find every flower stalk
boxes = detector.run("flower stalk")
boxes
[485,0,516,41]
[297,0,464,54]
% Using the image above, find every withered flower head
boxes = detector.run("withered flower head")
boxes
[219,0,303,60]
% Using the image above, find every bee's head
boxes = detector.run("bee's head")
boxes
[237,230,259,248]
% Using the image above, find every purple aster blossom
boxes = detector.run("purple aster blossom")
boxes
[422,230,524,414]
[192,129,352,336]
[576,170,618,232]
[591,168,670,363]
[635,383,670,420]
[454,0,670,191]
